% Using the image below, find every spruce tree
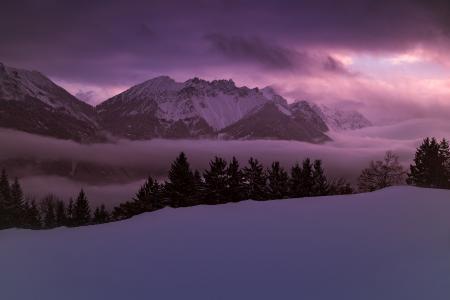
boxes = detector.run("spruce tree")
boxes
[312,160,329,196]
[193,170,204,203]
[10,177,24,226]
[439,138,450,186]
[134,176,163,211]
[407,137,450,188]
[42,196,56,229]
[266,161,289,200]
[289,163,303,198]
[242,158,267,200]
[55,200,67,227]
[0,169,12,228]
[300,158,314,197]
[66,198,74,227]
[203,156,228,204]
[165,152,198,207]
[22,199,41,229]
[226,157,245,202]
[72,189,91,226]
[93,204,109,224]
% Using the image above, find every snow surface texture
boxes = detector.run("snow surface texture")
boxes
[1,186,450,300]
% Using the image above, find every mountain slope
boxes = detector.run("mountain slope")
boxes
[96,77,278,139]
[97,77,332,142]
[0,63,370,143]
[312,103,372,130]
[0,63,101,142]
[221,102,331,142]
[1,187,449,300]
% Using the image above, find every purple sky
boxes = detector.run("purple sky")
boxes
[1,0,450,123]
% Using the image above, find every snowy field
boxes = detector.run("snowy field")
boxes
[1,186,450,300]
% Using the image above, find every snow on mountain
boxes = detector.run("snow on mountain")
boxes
[97,77,334,142]
[289,101,329,132]
[312,103,372,131]
[2,187,450,300]
[0,62,101,142]
[98,77,276,132]
[0,63,96,123]
[221,102,330,142]
[0,63,371,142]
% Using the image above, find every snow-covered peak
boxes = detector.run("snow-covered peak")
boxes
[0,63,97,124]
[312,103,372,130]
[124,76,183,99]
[99,76,278,131]
[0,64,57,104]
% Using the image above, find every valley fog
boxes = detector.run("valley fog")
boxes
[1,117,449,206]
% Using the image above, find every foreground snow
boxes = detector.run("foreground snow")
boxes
[1,187,450,300]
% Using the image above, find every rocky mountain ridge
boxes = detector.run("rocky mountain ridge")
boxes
[0,63,372,143]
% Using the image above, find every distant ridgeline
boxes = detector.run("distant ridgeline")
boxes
[1,136,449,230]
[0,63,371,143]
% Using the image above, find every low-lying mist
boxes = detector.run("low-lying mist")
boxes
[1,117,449,206]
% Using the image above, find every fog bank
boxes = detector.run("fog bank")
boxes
[1,118,449,205]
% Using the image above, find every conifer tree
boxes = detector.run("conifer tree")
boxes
[266,161,289,199]
[165,152,198,207]
[22,199,41,229]
[66,198,74,227]
[407,137,450,188]
[300,158,314,197]
[72,189,91,226]
[193,170,204,202]
[42,196,56,229]
[113,176,164,220]
[312,160,329,196]
[226,157,245,202]
[289,163,303,198]
[203,156,228,204]
[10,177,24,225]
[0,169,12,228]
[242,158,267,200]
[55,200,67,227]
[93,204,109,224]
[134,176,163,211]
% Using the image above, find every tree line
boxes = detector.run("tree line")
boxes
[0,170,110,230]
[112,154,353,220]
[1,136,449,230]
[357,137,450,191]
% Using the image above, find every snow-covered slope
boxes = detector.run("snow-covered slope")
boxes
[96,77,279,139]
[96,77,333,142]
[2,186,450,300]
[0,63,101,142]
[312,103,372,130]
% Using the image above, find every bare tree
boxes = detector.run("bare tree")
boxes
[358,151,406,192]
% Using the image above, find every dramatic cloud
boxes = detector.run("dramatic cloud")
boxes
[205,34,296,70]
[0,0,449,119]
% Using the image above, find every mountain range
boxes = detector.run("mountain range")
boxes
[0,63,371,143]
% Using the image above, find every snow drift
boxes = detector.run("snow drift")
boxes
[1,186,450,300]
